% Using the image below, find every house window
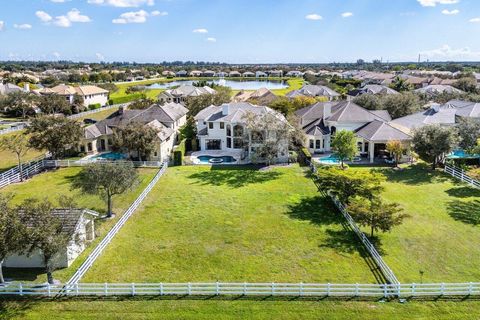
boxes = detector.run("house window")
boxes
[87,142,92,152]
[227,137,232,148]
[226,124,231,136]
[233,138,243,149]
[209,122,214,129]
[309,139,314,148]
[233,125,243,137]
[315,140,321,149]
[206,139,221,150]
[154,151,158,157]
[220,122,225,129]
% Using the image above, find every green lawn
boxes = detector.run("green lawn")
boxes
[74,107,119,122]
[0,131,44,173]
[0,167,158,283]
[353,164,480,283]
[83,165,376,283]
[272,78,304,96]
[2,299,479,320]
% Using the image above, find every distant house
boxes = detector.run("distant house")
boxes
[268,70,283,77]
[242,71,255,78]
[295,101,411,163]
[194,102,290,163]
[4,209,97,268]
[157,85,216,104]
[176,70,188,77]
[255,71,268,78]
[203,70,216,77]
[286,71,303,77]
[349,84,399,96]
[162,71,176,77]
[80,103,188,161]
[37,84,109,107]
[189,70,203,77]
[229,71,242,77]
[0,83,23,95]
[216,71,228,77]
[287,85,340,101]
[414,85,464,96]
[398,75,429,89]
[390,100,480,134]
[233,88,278,105]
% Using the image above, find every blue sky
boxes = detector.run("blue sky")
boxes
[0,0,480,63]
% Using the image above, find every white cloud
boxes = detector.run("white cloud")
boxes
[420,44,480,60]
[341,12,353,18]
[469,17,480,23]
[305,14,322,20]
[14,24,32,30]
[67,9,92,22]
[36,11,53,23]
[0,21,4,31]
[52,52,61,59]
[112,10,149,24]
[417,0,459,7]
[96,53,105,60]
[36,9,91,27]
[442,9,459,15]
[193,28,208,33]
[206,37,216,42]
[151,10,167,16]
[88,0,154,7]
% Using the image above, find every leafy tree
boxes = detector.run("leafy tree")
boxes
[382,92,422,119]
[456,118,480,152]
[0,91,37,118]
[348,197,409,237]
[113,122,159,161]
[72,162,139,218]
[453,77,478,94]
[242,110,291,165]
[412,125,457,169]
[386,140,405,168]
[185,86,231,116]
[390,76,413,92]
[27,116,83,158]
[180,116,197,140]
[128,98,155,110]
[0,133,31,181]
[21,198,70,284]
[353,94,382,110]
[313,167,385,204]
[0,194,27,284]
[38,94,72,115]
[331,130,358,169]
[72,94,86,114]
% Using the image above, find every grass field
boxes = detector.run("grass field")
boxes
[271,78,304,96]
[353,164,480,283]
[0,167,158,283]
[0,132,44,173]
[82,165,376,283]
[74,107,119,122]
[2,299,480,320]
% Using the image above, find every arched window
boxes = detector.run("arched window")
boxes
[233,125,243,137]
[226,124,231,136]
[330,126,337,136]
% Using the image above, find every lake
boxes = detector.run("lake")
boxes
[146,79,288,91]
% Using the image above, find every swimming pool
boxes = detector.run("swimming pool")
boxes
[447,150,480,159]
[318,155,340,165]
[197,155,237,164]
[90,152,127,161]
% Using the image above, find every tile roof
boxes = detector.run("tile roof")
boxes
[355,120,411,142]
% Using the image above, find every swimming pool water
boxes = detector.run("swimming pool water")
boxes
[318,155,340,164]
[91,152,127,161]
[197,155,237,164]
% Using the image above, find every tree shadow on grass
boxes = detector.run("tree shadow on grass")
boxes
[377,163,450,185]
[3,268,45,282]
[0,299,39,320]
[286,195,388,284]
[445,186,480,198]
[187,165,283,188]
[447,200,480,226]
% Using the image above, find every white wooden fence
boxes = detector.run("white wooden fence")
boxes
[0,123,27,135]
[65,162,168,285]
[445,164,480,189]
[0,158,162,189]
[308,161,400,285]
[67,104,127,120]
[1,282,479,298]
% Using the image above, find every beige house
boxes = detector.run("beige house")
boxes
[37,84,109,107]
[80,103,188,162]
[232,88,278,105]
